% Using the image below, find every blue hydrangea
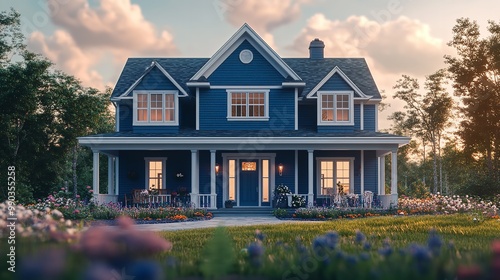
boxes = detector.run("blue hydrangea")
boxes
[355,230,366,244]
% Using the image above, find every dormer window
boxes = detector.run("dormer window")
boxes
[317,91,354,126]
[133,90,178,126]
[227,90,269,120]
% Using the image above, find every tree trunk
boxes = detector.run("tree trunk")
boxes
[422,139,426,186]
[438,134,443,194]
[72,144,78,198]
[432,140,438,194]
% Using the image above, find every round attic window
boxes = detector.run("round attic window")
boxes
[239,49,253,64]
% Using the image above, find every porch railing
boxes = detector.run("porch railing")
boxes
[197,194,217,209]
[95,194,119,204]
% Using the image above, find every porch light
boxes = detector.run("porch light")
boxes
[278,163,284,176]
[215,164,220,175]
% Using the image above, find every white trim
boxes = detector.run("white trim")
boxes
[307,150,314,203]
[143,157,167,190]
[132,90,179,126]
[186,82,210,87]
[226,89,270,120]
[360,151,364,194]
[115,102,119,132]
[316,157,355,195]
[196,88,200,130]
[294,88,298,130]
[391,150,398,195]
[283,82,306,87]
[375,104,379,132]
[317,91,355,126]
[379,156,385,195]
[360,102,364,130]
[115,157,119,196]
[305,66,370,99]
[211,85,281,89]
[119,61,188,98]
[210,150,216,202]
[191,150,199,204]
[79,136,411,146]
[294,150,298,195]
[93,151,100,196]
[191,24,301,81]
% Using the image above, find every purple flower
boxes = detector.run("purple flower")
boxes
[255,230,266,241]
[427,229,443,253]
[355,230,366,244]
[247,242,264,267]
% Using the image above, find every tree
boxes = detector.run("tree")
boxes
[445,18,500,185]
[0,10,114,202]
[391,70,454,194]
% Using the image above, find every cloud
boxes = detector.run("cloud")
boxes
[220,0,310,49]
[28,0,178,89]
[290,13,446,76]
[289,13,449,130]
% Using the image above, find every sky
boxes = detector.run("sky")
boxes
[1,0,498,129]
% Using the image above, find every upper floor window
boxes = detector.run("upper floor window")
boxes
[227,90,269,120]
[317,91,354,126]
[133,90,178,126]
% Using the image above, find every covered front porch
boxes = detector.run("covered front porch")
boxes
[81,135,407,210]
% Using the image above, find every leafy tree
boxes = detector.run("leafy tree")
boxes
[0,10,114,202]
[445,18,500,185]
[391,70,454,194]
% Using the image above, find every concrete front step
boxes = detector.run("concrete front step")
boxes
[211,207,275,217]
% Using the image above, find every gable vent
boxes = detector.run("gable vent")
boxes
[309,38,325,59]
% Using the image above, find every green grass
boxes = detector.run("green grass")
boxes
[159,214,500,276]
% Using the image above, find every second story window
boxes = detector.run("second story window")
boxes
[133,90,178,125]
[317,91,353,125]
[227,90,269,120]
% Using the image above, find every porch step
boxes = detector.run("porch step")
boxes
[211,207,275,217]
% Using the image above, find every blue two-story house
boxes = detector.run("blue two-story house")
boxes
[79,24,409,209]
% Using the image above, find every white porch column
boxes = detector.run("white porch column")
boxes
[360,150,364,194]
[115,157,120,197]
[107,156,114,195]
[379,156,385,195]
[307,150,314,206]
[390,150,398,206]
[191,150,199,206]
[92,151,100,198]
[294,150,298,195]
[210,150,216,208]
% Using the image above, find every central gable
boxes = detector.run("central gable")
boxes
[208,39,284,85]
[190,23,301,82]
[305,66,371,99]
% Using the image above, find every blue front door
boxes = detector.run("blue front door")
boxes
[239,160,259,206]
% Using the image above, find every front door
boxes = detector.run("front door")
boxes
[239,160,259,206]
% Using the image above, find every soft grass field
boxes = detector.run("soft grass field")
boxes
[159,214,500,274]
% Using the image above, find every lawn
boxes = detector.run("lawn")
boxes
[157,214,500,279]
[2,214,499,279]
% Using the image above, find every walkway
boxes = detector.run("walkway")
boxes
[133,216,320,231]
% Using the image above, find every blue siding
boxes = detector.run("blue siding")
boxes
[319,73,355,93]
[317,126,355,133]
[133,126,179,133]
[364,104,376,131]
[209,40,284,85]
[298,103,316,130]
[129,66,179,93]
[275,151,296,193]
[354,104,360,130]
[118,100,133,132]
[118,150,191,199]
[363,150,378,194]
[199,88,295,130]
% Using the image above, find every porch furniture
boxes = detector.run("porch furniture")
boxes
[363,191,374,208]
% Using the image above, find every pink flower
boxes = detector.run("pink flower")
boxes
[89,190,93,193]
[86,186,91,189]
[76,195,80,198]
[74,210,80,214]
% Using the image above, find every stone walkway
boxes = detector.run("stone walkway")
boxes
[133,216,320,231]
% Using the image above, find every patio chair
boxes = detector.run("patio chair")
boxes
[363,191,374,208]
[132,189,147,206]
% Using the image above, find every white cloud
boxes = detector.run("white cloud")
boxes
[220,0,310,49]
[28,0,178,89]
[290,13,449,130]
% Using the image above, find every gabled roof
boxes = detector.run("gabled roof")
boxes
[190,23,301,82]
[283,58,382,99]
[111,58,208,99]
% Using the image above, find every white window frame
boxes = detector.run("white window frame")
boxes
[226,89,269,121]
[144,157,167,190]
[317,90,354,126]
[133,90,179,126]
[316,157,354,196]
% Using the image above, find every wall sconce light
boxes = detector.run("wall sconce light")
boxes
[215,164,220,175]
[278,163,284,176]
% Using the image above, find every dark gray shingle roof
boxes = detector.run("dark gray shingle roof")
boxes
[111,57,381,99]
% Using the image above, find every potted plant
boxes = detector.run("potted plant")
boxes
[225,200,235,208]
[273,184,291,208]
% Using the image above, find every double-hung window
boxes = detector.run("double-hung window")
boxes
[318,91,353,125]
[133,90,178,125]
[227,90,269,120]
